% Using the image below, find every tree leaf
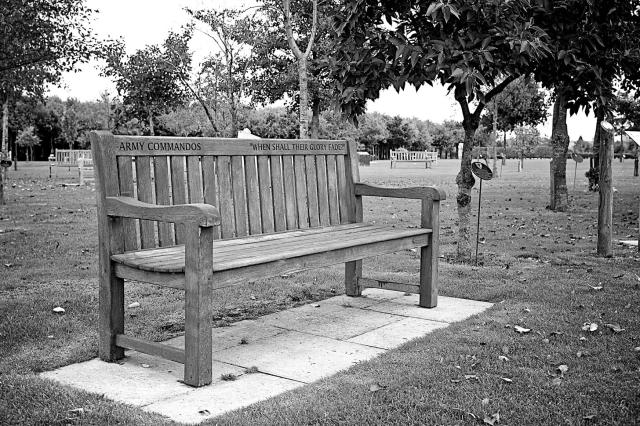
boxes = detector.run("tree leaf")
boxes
[605,323,624,333]
[483,412,500,425]
[557,364,569,375]
[582,322,598,332]
[514,325,531,334]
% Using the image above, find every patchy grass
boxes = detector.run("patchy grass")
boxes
[2,159,640,424]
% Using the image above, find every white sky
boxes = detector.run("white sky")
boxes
[48,0,596,141]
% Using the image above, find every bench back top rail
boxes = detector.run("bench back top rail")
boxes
[91,132,359,251]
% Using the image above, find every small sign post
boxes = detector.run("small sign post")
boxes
[571,152,583,190]
[472,161,493,266]
[48,154,56,179]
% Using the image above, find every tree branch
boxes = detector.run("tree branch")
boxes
[283,0,304,59]
[485,75,517,104]
[303,0,318,58]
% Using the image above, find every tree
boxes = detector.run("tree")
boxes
[282,0,318,139]
[61,98,79,149]
[480,76,549,147]
[158,104,215,137]
[239,107,299,139]
[431,121,465,159]
[248,0,341,138]
[334,0,549,259]
[16,126,41,161]
[0,0,97,203]
[187,8,259,137]
[532,1,640,212]
[355,113,389,156]
[102,34,190,136]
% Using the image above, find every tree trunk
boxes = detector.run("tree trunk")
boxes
[297,58,309,139]
[549,89,570,211]
[0,96,9,205]
[310,97,320,139]
[590,109,604,191]
[148,109,155,136]
[492,99,498,175]
[455,124,477,260]
[229,102,238,138]
[283,0,317,140]
[597,124,613,256]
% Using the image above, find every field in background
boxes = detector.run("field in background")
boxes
[1,158,640,424]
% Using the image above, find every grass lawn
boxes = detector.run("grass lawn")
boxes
[1,158,640,425]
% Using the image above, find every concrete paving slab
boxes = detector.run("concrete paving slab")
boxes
[212,330,385,383]
[41,352,244,407]
[40,293,492,424]
[367,295,493,323]
[258,302,401,340]
[165,320,286,351]
[143,372,303,424]
[347,317,449,349]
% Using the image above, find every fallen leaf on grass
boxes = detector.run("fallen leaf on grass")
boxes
[52,307,65,314]
[141,364,150,368]
[68,408,84,415]
[369,383,387,392]
[501,377,513,383]
[582,322,598,332]
[583,414,596,420]
[3,263,12,268]
[498,355,509,362]
[464,374,479,381]
[514,325,531,334]
[613,273,624,279]
[557,365,569,376]
[634,347,640,352]
[483,412,500,425]
[450,379,462,384]
[127,302,140,309]
[199,409,211,416]
[481,398,490,405]
[605,323,625,333]
[587,283,603,291]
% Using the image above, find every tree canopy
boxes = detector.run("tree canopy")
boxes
[333,0,550,259]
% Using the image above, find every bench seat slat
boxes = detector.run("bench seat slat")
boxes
[111,224,431,274]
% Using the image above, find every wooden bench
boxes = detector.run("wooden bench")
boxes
[90,131,446,387]
[390,150,438,168]
[78,157,95,186]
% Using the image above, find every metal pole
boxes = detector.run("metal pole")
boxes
[573,161,578,190]
[475,179,483,266]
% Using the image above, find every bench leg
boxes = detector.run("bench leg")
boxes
[345,260,362,296]
[99,273,125,361]
[420,199,440,308]
[419,244,437,307]
[184,226,214,387]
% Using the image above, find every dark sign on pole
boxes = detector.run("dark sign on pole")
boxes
[471,162,493,266]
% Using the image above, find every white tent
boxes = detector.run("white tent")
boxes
[625,131,640,146]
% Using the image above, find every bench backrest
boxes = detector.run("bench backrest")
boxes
[390,150,437,161]
[90,132,359,251]
[56,149,92,167]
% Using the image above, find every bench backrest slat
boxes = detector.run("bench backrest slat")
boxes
[91,133,356,250]
[154,156,174,246]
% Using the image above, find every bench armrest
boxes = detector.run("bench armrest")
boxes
[105,196,220,227]
[354,183,446,201]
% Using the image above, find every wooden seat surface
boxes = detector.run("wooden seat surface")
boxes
[111,223,431,274]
